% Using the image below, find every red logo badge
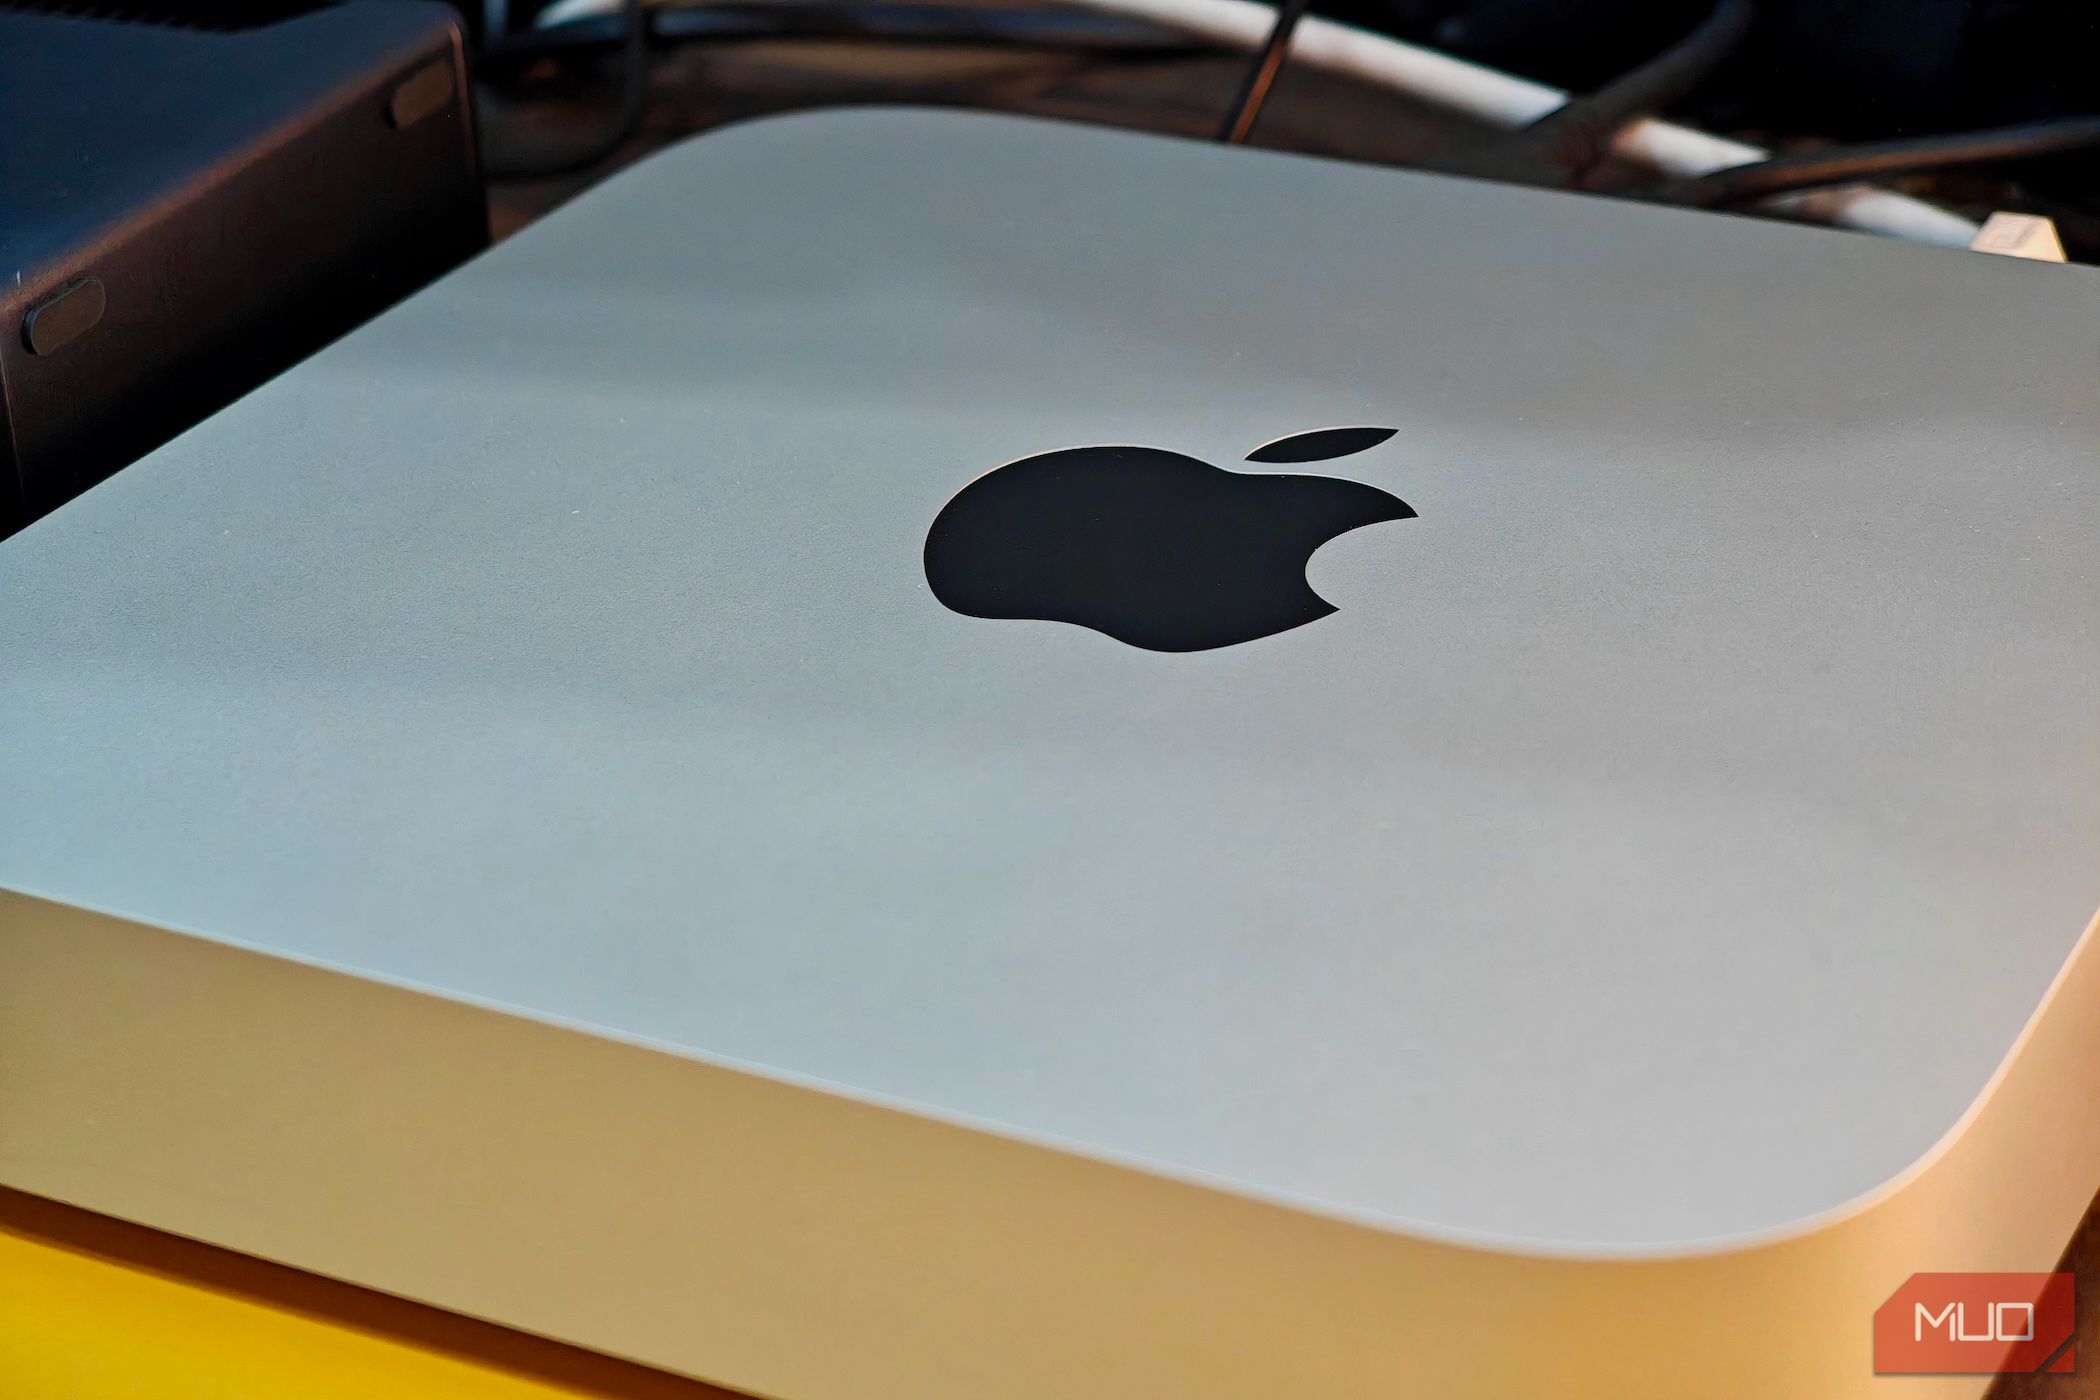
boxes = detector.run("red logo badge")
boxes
[1873,1272,2075,1374]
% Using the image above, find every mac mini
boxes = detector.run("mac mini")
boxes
[5,109,2100,1399]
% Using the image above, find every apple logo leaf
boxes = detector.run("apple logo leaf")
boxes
[1245,426,1398,464]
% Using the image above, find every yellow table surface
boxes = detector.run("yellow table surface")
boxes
[10,1179,2095,1400]
[0,1187,738,1400]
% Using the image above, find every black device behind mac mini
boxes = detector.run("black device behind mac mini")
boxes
[0,0,488,534]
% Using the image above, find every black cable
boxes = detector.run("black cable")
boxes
[1415,0,1752,188]
[1521,0,1752,178]
[1656,115,2100,207]
[482,0,651,180]
[487,3,1206,57]
[656,0,1198,49]
[1217,0,1312,144]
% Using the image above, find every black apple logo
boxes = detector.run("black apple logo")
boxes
[924,426,1414,653]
